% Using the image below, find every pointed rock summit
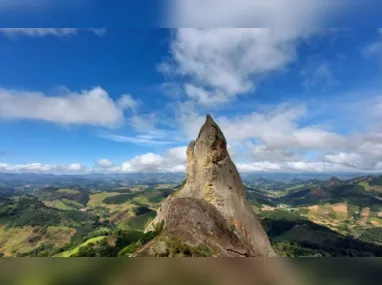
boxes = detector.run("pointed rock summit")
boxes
[140,115,275,257]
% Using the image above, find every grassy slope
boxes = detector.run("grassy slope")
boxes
[57,189,80,195]
[118,211,156,231]
[259,209,382,256]
[55,236,106,257]
[87,192,121,207]
[0,225,76,257]
[43,199,83,211]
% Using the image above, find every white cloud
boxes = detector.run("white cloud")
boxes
[285,161,350,172]
[101,112,185,146]
[247,144,302,162]
[162,28,306,105]
[324,152,364,169]
[128,114,165,134]
[184,84,229,105]
[101,146,188,173]
[166,146,187,162]
[67,163,85,172]
[237,162,282,172]
[176,95,382,172]
[161,1,353,104]
[97,159,113,168]
[121,153,164,172]
[100,134,176,146]
[0,28,106,38]
[236,160,362,173]
[0,162,89,173]
[117,94,140,111]
[179,103,344,151]
[119,146,188,173]
[0,87,135,127]
[1,132,381,174]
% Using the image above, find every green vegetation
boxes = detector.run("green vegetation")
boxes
[0,197,61,227]
[43,198,83,211]
[359,228,382,245]
[277,183,382,211]
[134,206,153,216]
[370,176,382,186]
[145,188,174,203]
[103,193,135,204]
[0,225,76,257]
[36,187,90,206]
[2,175,382,257]
[87,192,121,207]
[246,190,277,207]
[17,243,57,257]
[58,229,159,257]
[151,236,213,257]
[118,241,142,256]
[259,209,382,257]
[57,236,106,257]
[120,211,156,231]
[57,189,80,195]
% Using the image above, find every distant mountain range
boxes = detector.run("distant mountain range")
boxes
[0,171,377,183]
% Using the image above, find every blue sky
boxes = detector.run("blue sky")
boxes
[0,4,382,173]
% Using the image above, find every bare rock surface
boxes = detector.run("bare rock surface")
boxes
[142,115,275,257]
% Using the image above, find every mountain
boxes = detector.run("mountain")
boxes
[138,115,275,257]
[277,177,382,210]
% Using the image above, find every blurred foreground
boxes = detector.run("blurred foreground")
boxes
[0,258,381,285]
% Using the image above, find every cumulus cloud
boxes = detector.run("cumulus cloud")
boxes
[119,146,188,173]
[0,28,106,38]
[162,28,307,105]
[1,132,381,174]
[67,163,84,171]
[121,153,164,172]
[93,146,188,173]
[97,100,381,173]
[160,1,357,105]
[236,161,348,173]
[166,146,187,162]
[178,103,344,150]
[117,94,140,111]
[97,159,113,168]
[176,95,382,172]
[237,162,282,172]
[285,161,350,172]
[247,144,302,162]
[0,87,137,127]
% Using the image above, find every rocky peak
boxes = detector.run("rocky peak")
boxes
[143,115,275,257]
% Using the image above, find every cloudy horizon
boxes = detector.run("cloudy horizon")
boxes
[1,3,382,174]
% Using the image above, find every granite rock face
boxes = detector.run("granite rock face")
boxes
[142,115,275,257]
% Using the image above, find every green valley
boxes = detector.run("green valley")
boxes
[1,175,382,257]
